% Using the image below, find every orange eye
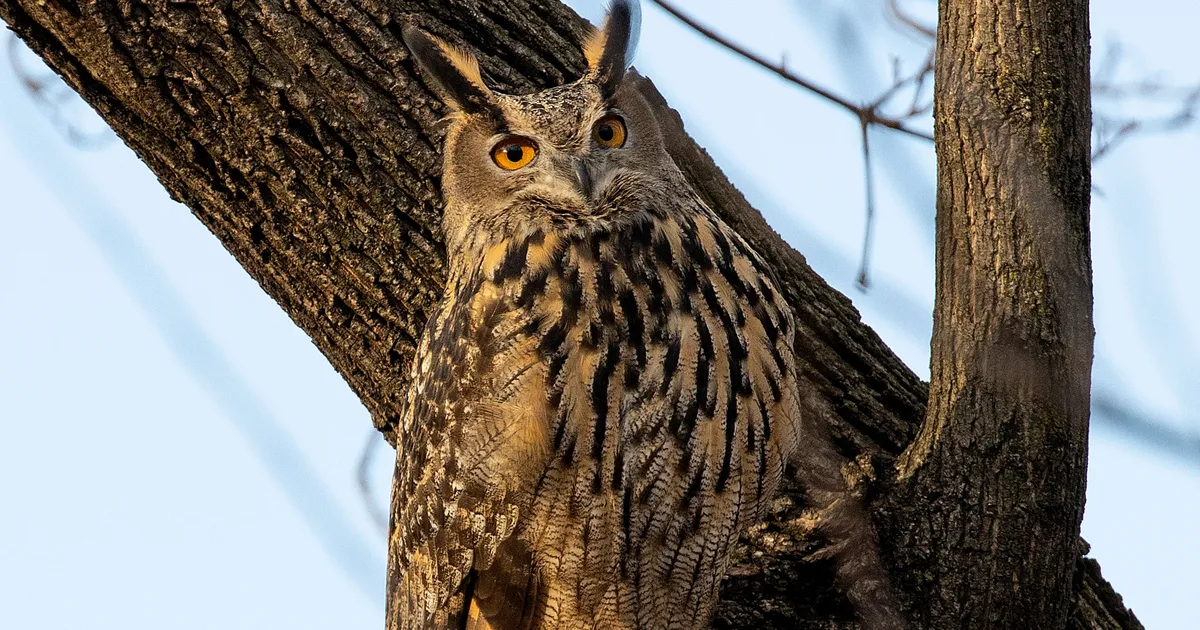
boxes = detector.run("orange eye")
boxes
[593,115,627,148]
[491,137,538,170]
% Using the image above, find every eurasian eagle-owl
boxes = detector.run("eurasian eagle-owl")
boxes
[388,3,899,629]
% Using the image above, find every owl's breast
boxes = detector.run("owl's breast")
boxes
[421,204,803,626]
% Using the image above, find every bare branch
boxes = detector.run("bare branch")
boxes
[1095,83,1191,100]
[649,0,934,142]
[886,0,935,41]
[868,46,935,118]
[1091,85,1200,161]
[649,0,935,291]
[7,34,115,149]
[1094,394,1200,467]
[357,429,388,537]
[855,119,876,290]
[1081,40,1200,162]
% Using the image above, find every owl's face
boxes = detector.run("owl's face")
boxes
[404,1,670,251]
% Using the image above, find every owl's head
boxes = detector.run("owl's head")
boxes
[404,1,677,251]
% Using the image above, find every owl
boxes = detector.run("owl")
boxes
[389,2,899,629]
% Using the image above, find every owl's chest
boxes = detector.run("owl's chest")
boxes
[405,215,798,624]
[410,211,797,502]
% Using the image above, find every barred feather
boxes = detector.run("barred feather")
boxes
[393,3,901,626]
[388,195,803,629]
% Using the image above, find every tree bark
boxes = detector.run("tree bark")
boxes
[0,0,1139,627]
[886,0,1096,627]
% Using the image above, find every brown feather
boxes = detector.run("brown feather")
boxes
[388,9,902,626]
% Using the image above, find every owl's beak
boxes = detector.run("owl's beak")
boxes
[571,157,594,199]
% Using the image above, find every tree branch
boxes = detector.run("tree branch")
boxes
[649,0,934,143]
[889,0,1095,626]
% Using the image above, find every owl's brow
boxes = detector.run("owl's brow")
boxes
[471,108,512,137]
[484,99,540,138]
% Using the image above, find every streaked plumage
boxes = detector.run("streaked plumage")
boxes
[388,3,900,629]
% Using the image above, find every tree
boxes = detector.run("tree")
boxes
[0,0,1140,627]
[888,0,1096,626]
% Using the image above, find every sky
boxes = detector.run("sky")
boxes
[1,0,1198,627]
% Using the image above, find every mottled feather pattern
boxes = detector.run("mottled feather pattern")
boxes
[392,5,903,627]
[390,193,802,629]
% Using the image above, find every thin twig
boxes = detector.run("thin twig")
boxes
[868,46,935,115]
[649,0,934,142]
[7,34,115,149]
[1092,85,1200,162]
[1093,81,1200,100]
[856,119,876,290]
[1094,394,1200,467]
[1095,40,1123,87]
[886,0,936,40]
[649,0,936,291]
[1085,41,1200,162]
[357,429,389,537]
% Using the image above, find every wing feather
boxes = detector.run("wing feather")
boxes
[387,255,554,630]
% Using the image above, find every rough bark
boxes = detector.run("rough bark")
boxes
[886,0,1097,627]
[0,0,1138,627]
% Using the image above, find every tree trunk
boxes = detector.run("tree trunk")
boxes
[886,0,1097,627]
[0,0,1140,627]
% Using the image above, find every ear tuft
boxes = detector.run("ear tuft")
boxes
[583,0,641,97]
[402,24,496,115]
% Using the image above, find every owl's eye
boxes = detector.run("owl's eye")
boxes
[593,115,627,149]
[491,137,538,170]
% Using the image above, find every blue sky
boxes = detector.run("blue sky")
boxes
[1,0,1197,627]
